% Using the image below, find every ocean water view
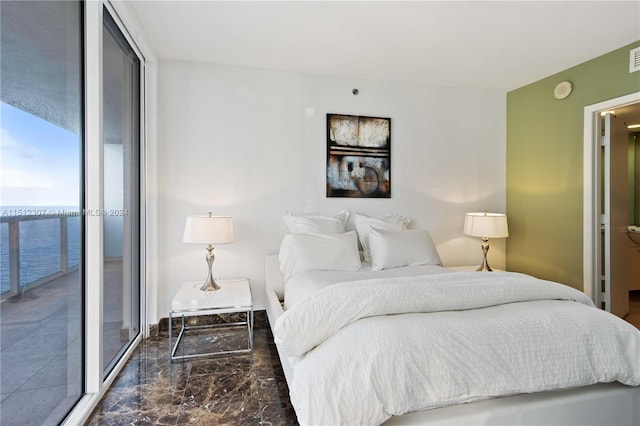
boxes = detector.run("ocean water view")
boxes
[0,206,81,294]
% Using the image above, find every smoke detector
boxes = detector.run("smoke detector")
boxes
[554,81,573,100]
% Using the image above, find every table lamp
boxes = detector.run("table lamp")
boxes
[463,212,508,272]
[183,212,234,291]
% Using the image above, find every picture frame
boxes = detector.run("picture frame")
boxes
[326,113,391,198]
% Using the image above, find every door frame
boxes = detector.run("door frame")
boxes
[583,92,640,305]
[63,1,151,424]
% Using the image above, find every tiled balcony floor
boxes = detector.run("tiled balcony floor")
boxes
[1,271,83,426]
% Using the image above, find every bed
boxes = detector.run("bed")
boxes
[264,212,640,425]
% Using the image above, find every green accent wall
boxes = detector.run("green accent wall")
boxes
[507,41,640,290]
[632,132,640,225]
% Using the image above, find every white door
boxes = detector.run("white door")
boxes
[602,112,629,318]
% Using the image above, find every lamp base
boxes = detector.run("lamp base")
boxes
[200,276,221,291]
[476,238,494,272]
[200,244,221,291]
[475,261,493,272]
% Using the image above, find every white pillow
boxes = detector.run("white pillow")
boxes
[278,231,361,280]
[283,210,349,234]
[369,228,442,271]
[354,213,410,262]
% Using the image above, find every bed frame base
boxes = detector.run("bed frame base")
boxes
[383,382,639,425]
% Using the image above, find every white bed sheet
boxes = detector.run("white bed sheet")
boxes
[284,263,450,309]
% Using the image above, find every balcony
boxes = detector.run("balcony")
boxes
[1,211,81,298]
[1,212,82,424]
[1,211,131,424]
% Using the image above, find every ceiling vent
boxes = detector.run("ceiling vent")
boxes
[630,47,640,73]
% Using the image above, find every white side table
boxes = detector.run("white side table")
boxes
[169,278,253,362]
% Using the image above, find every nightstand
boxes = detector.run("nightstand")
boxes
[448,265,504,272]
[169,278,253,362]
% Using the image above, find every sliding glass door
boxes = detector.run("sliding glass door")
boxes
[102,8,141,377]
[1,2,145,420]
[0,1,84,424]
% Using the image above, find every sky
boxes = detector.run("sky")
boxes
[0,101,80,207]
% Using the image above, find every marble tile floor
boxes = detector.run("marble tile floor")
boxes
[86,311,299,425]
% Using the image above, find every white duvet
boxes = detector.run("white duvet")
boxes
[273,271,640,425]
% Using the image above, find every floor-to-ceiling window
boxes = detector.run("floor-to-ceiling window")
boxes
[1,1,146,422]
[102,7,141,377]
[0,1,84,424]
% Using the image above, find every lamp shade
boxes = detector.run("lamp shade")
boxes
[463,212,508,238]
[183,215,234,244]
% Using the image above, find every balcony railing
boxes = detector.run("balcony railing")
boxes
[1,212,80,299]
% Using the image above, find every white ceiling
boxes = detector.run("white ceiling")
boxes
[128,1,640,91]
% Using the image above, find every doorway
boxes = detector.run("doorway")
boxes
[583,93,640,320]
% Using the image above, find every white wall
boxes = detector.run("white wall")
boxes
[150,60,506,322]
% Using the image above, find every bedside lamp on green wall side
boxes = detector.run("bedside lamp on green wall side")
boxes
[183,212,234,291]
[463,212,509,272]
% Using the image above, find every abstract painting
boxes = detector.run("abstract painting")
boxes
[326,114,391,198]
